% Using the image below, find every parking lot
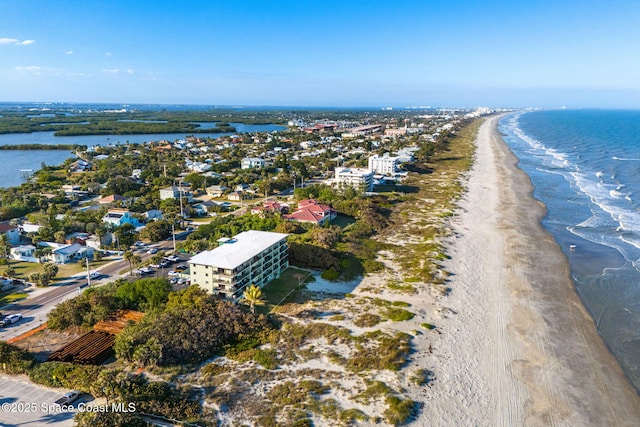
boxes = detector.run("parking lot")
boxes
[0,376,76,426]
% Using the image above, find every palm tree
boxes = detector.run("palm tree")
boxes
[0,233,9,263]
[123,250,135,276]
[240,284,266,314]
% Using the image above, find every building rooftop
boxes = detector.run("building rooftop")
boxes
[189,230,288,270]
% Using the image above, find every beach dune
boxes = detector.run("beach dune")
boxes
[427,115,640,426]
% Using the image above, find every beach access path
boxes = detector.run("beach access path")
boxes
[428,115,640,426]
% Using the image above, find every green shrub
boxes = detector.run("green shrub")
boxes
[339,408,368,423]
[354,313,382,327]
[0,341,35,374]
[384,395,415,426]
[384,308,415,322]
[28,362,102,393]
[321,268,340,281]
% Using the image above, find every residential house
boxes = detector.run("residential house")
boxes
[68,159,93,173]
[10,245,37,263]
[144,209,164,221]
[98,194,130,205]
[284,199,336,226]
[0,223,20,245]
[227,191,243,202]
[52,243,93,264]
[159,185,194,203]
[251,201,289,217]
[396,146,420,163]
[189,230,289,300]
[241,157,266,169]
[206,185,228,198]
[102,209,142,228]
[192,200,220,216]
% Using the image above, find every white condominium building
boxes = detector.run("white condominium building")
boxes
[188,230,289,300]
[334,167,374,192]
[368,154,400,175]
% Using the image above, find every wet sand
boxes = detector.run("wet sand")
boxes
[429,115,640,426]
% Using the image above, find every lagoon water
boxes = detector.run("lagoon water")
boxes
[499,110,640,391]
[0,122,285,188]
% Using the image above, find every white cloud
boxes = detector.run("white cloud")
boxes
[65,50,74,55]
[15,65,42,72]
[0,38,35,45]
[14,65,45,75]
[102,68,135,75]
[105,52,112,56]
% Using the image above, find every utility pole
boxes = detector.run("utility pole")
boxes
[178,179,184,228]
[172,223,177,252]
[86,257,91,287]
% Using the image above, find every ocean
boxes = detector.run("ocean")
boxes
[499,110,640,391]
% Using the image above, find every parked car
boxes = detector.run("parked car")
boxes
[174,264,188,271]
[2,313,23,326]
[54,391,80,405]
[167,270,180,277]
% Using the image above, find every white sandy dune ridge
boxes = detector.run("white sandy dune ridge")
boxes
[200,116,640,426]
[406,115,640,426]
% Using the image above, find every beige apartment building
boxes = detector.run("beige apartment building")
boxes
[188,230,289,300]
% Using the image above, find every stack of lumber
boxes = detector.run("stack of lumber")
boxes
[48,331,115,365]
[48,310,144,365]
[94,310,145,334]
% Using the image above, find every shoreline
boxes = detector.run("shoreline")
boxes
[426,115,640,425]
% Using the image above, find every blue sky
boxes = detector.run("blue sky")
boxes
[1,0,639,108]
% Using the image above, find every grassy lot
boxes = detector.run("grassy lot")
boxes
[260,267,311,312]
[0,290,28,307]
[7,256,118,283]
[332,213,356,228]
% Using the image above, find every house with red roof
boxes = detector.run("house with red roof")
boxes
[251,201,289,217]
[284,199,336,226]
[98,194,130,205]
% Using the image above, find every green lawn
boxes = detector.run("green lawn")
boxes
[7,256,118,283]
[0,291,28,307]
[260,267,311,311]
[332,213,356,228]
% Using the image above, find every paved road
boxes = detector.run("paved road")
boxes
[0,234,190,342]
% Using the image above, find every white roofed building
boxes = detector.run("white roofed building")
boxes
[188,230,289,301]
[334,167,374,192]
[241,157,266,169]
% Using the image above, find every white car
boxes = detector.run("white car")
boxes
[2,313,22,325]
[88,271,101,280]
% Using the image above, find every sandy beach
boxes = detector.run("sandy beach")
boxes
[419,115,640,425]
